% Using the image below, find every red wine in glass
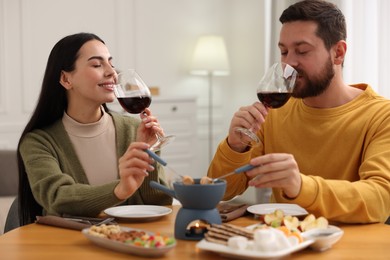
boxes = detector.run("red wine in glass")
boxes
[257,92,292,108]
[234,62,298,147]
[114,69,175,151]
[117,96,152,114]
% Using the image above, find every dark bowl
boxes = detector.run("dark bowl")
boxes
[173,178,226,209]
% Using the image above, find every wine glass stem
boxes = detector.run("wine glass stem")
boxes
[155,132,164,142]
[150,133,164,152]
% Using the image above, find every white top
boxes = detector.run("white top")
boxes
[62,109,117,185]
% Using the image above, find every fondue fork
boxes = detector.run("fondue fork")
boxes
[145,149,184,180]
[212,164,255,182]
[146,149,254,183]
[145,149,168,166]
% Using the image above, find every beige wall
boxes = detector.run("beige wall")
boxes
[1,0,388,203]
[0,0,269,182]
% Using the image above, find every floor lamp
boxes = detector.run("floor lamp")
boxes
[190,35,230,162]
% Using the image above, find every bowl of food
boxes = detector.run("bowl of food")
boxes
[301,225,344,251]
[150,178,226,209]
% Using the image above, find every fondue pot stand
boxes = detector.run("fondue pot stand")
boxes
[150,179,226,240]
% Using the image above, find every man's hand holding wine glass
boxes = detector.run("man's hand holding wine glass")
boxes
[227,101,268,153]
[225,62,301,199]
[233,62,297,148]
[227,101,302,199]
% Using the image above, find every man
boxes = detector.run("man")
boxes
[208,0,390,223]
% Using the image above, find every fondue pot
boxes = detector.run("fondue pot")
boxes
[150,179,226,240]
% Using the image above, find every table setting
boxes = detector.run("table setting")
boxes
[2,202,390,260]
[63,150,344,258]
[4,151,388,259]
[34,202,342,259]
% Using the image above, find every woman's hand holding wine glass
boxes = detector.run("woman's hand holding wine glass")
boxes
[114,69,175,152]
[137,108,165,145]
[232,62,297,149]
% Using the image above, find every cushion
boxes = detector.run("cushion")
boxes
[0,150,18,196]
[0,196,16,235]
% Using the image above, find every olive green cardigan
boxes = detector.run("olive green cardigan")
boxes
[19,112,172,217]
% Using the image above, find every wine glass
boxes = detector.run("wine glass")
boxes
[235,62,298,147]
[113,69,175,151]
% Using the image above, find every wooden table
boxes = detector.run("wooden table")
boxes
[0,205,389,259]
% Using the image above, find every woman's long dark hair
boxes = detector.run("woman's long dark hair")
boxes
[17,32,109,225]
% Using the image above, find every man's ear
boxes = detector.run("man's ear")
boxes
[59,71,72,89]
[334,40,347,65]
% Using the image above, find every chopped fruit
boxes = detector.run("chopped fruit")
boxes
[274,226,303,244]
[276,226,291,236]
[303,214,316,223]
[299,214,329,232]
[299,214,316,232]
[274,209,284,219]
[271,219,282,228]
[314,216,329,229]
[264,209,284,227]
[260,210,329,233]
[290,230,303,243]
[88,225,176,248]
[283,215,300,231]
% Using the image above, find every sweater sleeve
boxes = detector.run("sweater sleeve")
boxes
[20,130,123,217]
[272,104,390,224]
[20,113,173,218]
[207,137,253,200]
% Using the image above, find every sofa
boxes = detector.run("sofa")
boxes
[0,150,18,235]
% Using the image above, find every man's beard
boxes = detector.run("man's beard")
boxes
[292,57,335,99]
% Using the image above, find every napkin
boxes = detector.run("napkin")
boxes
[35,215,116,231]
[36,215,91,230]
[217,202,249,222]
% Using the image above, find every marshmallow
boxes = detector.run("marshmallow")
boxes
[253,228,293,252]
[227,236,248,250]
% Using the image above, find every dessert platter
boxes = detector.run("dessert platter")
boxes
[197,223,314,259]
[82,224,176,257]
[197,238,314,259]
[196,209,344,259]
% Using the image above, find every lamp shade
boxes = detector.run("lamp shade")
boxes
[190,35,230,76]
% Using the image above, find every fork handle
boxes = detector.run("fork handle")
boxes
[234,164,255,173]
[145,149,167,166]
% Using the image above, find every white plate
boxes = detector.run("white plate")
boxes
[197,239,314,259]
[82,226,176,257]
[247,203,308,217]
[104,205,172,221]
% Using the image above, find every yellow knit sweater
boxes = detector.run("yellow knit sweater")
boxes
[208,84,390,223]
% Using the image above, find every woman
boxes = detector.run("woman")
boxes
[17,32,172,226]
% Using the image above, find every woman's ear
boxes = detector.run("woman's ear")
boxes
[59,71,72,89]
[334,40,347,65]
